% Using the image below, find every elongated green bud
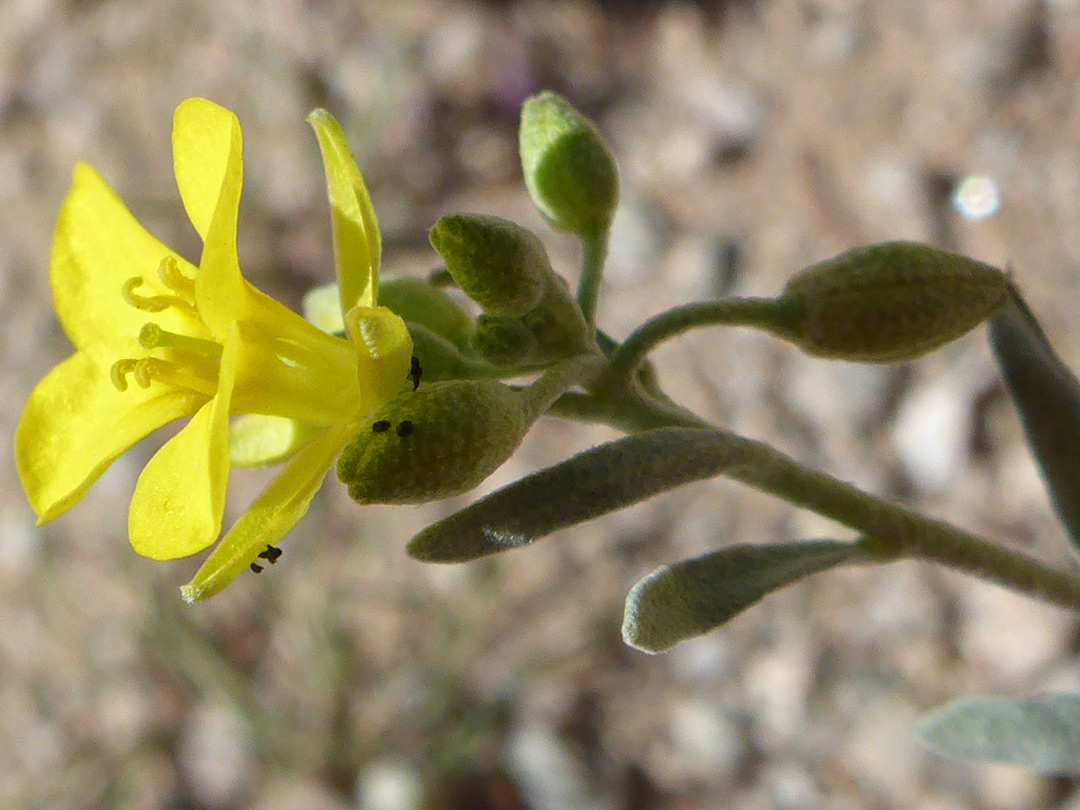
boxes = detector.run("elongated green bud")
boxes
[429,214,549,317]
[519,92,618,237]
[338,380,529,504]
[776,241,1009,362]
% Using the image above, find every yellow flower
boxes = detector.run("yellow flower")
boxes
[15,98,412,601]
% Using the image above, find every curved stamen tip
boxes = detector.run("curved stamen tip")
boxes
[157,255,196,302]
[122,274,196,314]
[110,358,138,391]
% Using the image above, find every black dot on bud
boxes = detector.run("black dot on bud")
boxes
[396,420,414,437]
[372,420,392,433]
[409,356,423,391]
[250,562,264,574]
[258,544,283,564]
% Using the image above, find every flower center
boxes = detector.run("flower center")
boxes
[110,256,219,396]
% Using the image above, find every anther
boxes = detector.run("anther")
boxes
[250,562,264,574]
[372,420,392,433]
[110,359,138,392]
[157,255,195,302]
[396,421,414,437]
[122,276,196,314]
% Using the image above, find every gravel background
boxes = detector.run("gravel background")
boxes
[5,1,1080,808]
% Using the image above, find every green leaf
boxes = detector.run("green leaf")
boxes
[623,540,869,653]
[990,286,1080,552]
[916,693,1080,774]
[407,428,738,562]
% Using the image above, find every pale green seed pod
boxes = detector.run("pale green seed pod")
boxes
[338,380,529,504]
[429,214,549,317]
[519,91,619,237]
[776,241,1009,362]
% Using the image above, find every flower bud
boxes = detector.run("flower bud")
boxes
[429,214,549,317]
[519,92,619,237]
[338,380,529,504]
[471,314,538,367]
[776,241,1009,362]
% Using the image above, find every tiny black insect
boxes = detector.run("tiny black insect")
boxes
[409,355,423,391]
[258,544,283,564]
[372,419,392,433]
[396,420,414,437]
[250,562,264,574]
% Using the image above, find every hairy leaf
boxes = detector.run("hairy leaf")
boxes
[916,693,1080,774]
[990,286,1080,551]
[623,540,869,653]
[407,428,736,562]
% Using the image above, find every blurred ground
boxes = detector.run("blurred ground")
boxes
[4,0,1080,808]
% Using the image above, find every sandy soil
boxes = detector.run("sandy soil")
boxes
[4,1,1080,808]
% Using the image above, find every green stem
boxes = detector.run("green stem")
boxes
[606,298,794,388]
[521,354,607,423]
[577,230,609,333]
[554,386,1080,614]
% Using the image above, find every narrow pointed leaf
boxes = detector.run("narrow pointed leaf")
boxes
[623,540,869,653]
[407,428,739,562]
[916,694,1080,774]
[990,286,1080,551]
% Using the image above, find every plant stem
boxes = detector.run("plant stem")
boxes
[553,386,1080,614]
[605,298,794,388]
[577,230,609,333]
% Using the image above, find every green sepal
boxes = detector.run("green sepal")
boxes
[337,379,529,504]
[916,694,1080,774]
[229,414,318,467]
[519,91,619,238]
[379,276,473,349]
[777,241,1009,362]
[990,285,1080,552]
[429,214,550,317]
[408,427,738,562]
[407,322,497,382]
[623,540,869,653]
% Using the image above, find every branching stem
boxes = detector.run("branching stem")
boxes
[605,298,793,388]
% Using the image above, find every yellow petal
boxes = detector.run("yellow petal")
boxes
[173,98,242,242]
[180,420,356,602]
[51,163,201,349]
[308,109,381,314]
[229,414,317,467]
[345,305,414,413]
[128,325,240,560]
[15,338,205,523]
[185,101,250,340]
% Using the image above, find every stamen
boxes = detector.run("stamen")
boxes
[110,359,138,392]
[122,276,196,314]
[157,256,196,302]
[109,356,218,396]
[139,323,223,359]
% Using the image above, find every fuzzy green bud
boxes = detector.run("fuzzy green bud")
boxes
[776,241,1009,362]
[338,380,529,504]
[519,91,619,237]
[379,276,473,349]
[472,314,538,367]
[429,214,549,317]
